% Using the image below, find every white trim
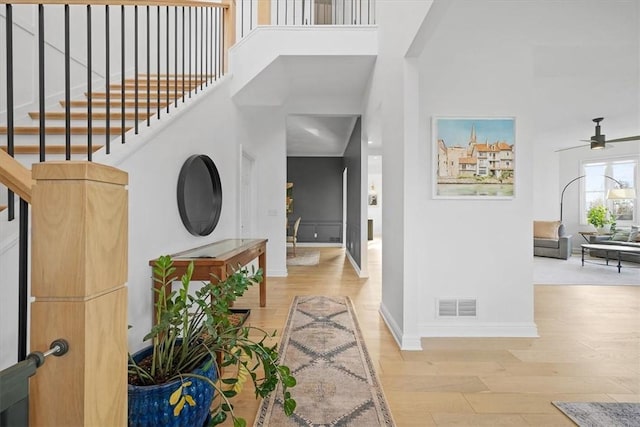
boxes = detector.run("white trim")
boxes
[420,322,539,337]
[267,268,288,278]
[345,247,366,278]
[379,303,423,351]
[293,242,342,248]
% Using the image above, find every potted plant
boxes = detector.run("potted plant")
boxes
[128,255,296,427]
[587,204,612,233]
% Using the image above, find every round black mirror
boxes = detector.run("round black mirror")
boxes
[177,154,222,236]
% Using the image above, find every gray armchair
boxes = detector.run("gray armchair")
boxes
[533,221,572,260]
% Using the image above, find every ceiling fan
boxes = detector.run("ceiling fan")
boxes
[555,117,640,152]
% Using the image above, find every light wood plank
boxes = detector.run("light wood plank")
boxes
[212,244,640,426]
[61,100,169,109]
[1,145,103,155]
[30,161,128,425]
[0,126,132,135]
[29,111,153,121]
[0,149,34,202]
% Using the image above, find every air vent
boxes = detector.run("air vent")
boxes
[437,298,477,318]
[438,299,458,317]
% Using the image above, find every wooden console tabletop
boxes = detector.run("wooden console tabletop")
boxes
[149,239,268,313]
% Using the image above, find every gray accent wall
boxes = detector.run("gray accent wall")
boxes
[287,157,344,243]
[343,117,362,268]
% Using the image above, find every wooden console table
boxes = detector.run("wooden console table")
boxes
[149,239,268,315]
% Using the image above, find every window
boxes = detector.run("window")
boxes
[581,158,638,225]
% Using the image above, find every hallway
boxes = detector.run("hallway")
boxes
[226,243,639,426]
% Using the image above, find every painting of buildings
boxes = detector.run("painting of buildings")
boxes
[434,117,515,198]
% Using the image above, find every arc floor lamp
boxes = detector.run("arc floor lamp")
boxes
[559,175,636,222]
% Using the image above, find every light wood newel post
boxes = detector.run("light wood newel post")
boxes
[223,0,236,73]
[258,0,271,25]
[29,161,128,426]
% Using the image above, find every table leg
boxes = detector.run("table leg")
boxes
[581,246,585,266]
[617,251,622,273]
[259,250,267,307]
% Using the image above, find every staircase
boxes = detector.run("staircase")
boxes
[0,75,209,159]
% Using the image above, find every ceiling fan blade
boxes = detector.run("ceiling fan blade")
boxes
[555,144,588,152]
[606,135,640,143]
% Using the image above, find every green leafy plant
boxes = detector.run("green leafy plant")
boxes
[128,255,296,426]
[587,205,612,229]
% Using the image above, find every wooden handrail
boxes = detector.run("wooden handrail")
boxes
[0,150,34,203]
[0,1,228,7]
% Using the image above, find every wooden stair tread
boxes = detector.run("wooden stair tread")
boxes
[29,111,153,120]
[1,145,104,154]
[119,80,206,86]
[61,100,170,108]
[0,126,132,135]
[135,74,214,79]
[86,92,181,100]
[0,205,7,212]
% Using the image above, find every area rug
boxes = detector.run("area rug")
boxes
[552,402,640,426]
[286,250,320,266]
[534,255,640,286]
[253,296,395,426]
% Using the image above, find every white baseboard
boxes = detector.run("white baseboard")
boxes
[292,242,342,247]
[379,303,423,350]
[267,268,288,278]
[420,321,539,337]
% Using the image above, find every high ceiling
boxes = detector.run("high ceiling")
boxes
[286,115,358,157]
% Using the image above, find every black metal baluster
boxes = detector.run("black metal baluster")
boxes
[18,199,28,362]
[87,5,93,159]
[5,4,15,220]
[174,7,178,106]
[221,6,225,75]
[166,5,169,114]
[189,7,192,98]
[250,0,253,31]
[343,0,345,25]
[209,7,213,83]
[146,6,150,126]
[200,7,203,89]
[182,7,185,102]
[293,0,296,24]
[121,5,126,143]
[157,6,160,118]
[241,0,243,37]
[276,0,279,25]
[38,4,45,162]
[214,8,218,81]
[134,5,139,134]
[105,5,110,154]
[64,5,70,159]
[194,7,198,94]
[368,0,370,24]
[205,7,208,87]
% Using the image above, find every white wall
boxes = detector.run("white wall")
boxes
[101,80,241,352]
[362,0,434,349]
[415,0,537,339]
[236,107,289,277]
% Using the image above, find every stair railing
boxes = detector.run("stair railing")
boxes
[1,0,231,358]
[2,1,229,423]
[2,0,232,219]
[238,0,376,38]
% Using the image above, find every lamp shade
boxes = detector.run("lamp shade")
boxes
[606,188,636,200]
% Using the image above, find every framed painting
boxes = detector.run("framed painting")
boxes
[433,117,515,199]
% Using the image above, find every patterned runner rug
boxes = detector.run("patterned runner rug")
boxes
[254,296,395,426]
[552,402,640,426]
[286,250,320,266]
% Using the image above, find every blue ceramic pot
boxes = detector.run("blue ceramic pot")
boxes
[128,346,217,427]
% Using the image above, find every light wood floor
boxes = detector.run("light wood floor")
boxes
[225,240,640,426]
